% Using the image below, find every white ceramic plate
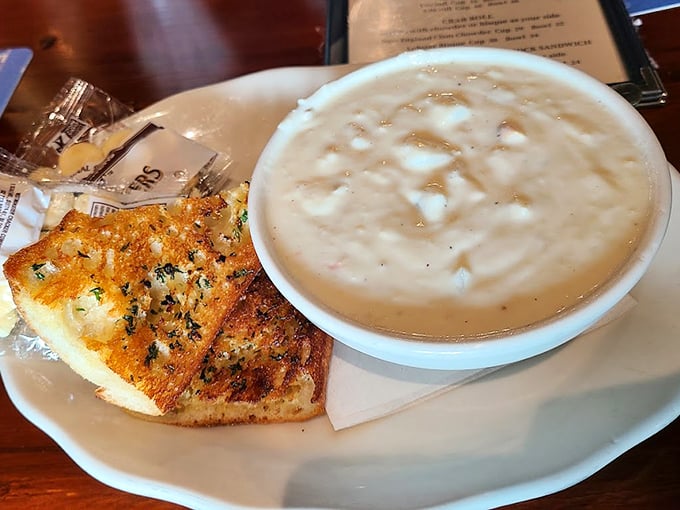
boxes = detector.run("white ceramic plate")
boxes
[2,66,680,510]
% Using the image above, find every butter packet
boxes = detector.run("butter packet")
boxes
[15,78,233,197]
[15,77,133,171]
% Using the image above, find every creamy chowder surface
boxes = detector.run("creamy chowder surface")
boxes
[262,63,651,339]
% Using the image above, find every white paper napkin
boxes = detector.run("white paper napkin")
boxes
[325,295,637,430]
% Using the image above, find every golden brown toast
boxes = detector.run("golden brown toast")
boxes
[3,183,259,416]
[143,271,334,426]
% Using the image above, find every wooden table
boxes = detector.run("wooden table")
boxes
[1,1,678,508]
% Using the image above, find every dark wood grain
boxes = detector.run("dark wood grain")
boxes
[1,2,678,508]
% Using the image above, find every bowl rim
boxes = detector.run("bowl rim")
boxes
[249,46,673,370]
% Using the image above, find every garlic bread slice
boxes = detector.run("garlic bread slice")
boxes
[3,183,259,415]
[146,271,333,426]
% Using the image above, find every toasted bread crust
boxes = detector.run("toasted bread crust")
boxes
[143,271,334,426]
[4,184,259,415]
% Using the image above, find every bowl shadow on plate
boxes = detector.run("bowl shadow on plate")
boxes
[281,343,680,510]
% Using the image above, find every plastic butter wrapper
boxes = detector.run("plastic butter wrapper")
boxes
[28,121,220,197]
[14,78,232,197]
[14,77,133,171]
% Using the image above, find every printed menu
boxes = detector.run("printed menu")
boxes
[325,0,666,106]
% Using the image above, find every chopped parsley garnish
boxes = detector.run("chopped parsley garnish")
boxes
[154,263,183,283]
[196,276,212,289]
[122,314,135,335]
[120,282,130,297]
[183,310,202,341]
[199,365,216,384]
[144,342,159,366]
[229,359,244,375]
[230,379,247,392]
[229,268,251,279]
[31,263,46,280]
[184,311,201,330]
[89,287,104,301]
[160,294,176,306]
